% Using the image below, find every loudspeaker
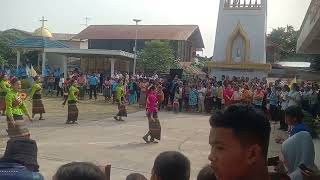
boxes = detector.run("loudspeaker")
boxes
[170,69,183,79]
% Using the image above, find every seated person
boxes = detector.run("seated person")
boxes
[197,165,217,180]
[276,106,311,144]
[53,162,107,180]
[151,151,190,180]
[0,138,44,180]
[275,131,318,180]
[208,104,271,180]
[126,173,148,180]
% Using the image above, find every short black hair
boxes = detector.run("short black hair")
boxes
[153,151,190,180]
[126,173,147,180]
[197,165,216,180]
[209,105,271,159]
[285,106,304,123]
[53,162,106,180]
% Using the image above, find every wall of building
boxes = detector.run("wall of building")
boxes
[213,0,267,63]
[210,68,268,80]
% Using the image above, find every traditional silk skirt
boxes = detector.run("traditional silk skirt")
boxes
[147,112,161,140]
[32,94,45,114]
[117,102,127,117]
[0,92,7,112]
[68,100,78,122]
[7,115,30,139]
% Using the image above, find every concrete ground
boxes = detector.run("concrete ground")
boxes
[0,97,319,180]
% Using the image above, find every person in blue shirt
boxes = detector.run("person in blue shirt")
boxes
[285,105,311,137]
[54,68,61,90]
[0,139,44,180]
[268,87,279,122]
[88,73,98,100]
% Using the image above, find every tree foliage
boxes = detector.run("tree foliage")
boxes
[137,40,177,73]
[267,25,320,70]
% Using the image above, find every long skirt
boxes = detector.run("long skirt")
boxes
[7,115,30,139]
[129,92,137,104]
[32,95,45,114]
[147,112,161,140]
[117,102,127,117]
[139,91,146,107]
[103,87,111,98]
[68,101,78,122]
[204,97,213,113]
[0,92,6,112]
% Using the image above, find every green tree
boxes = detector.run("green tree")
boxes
[137,40,177,73]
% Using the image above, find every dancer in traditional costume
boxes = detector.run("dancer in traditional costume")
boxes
[66,80,79,124]
[30,76,45,120]
[0,73,11,115]
[6,78,32,139]
[143,86,161,143]
[114,81,127,121]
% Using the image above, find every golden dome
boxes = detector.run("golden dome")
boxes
[32,27,53,38]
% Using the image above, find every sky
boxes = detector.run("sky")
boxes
[0,0,312,56]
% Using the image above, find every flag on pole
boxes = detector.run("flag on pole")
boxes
[290,77,297,89]
[30,65,37,77]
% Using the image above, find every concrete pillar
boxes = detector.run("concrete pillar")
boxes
[63,56,68,79]
[42,51,46,77]
[125,61,130,74]
[16,50,21,68]
[110,58,116,77]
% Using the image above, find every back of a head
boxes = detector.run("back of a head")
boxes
[53,162,106,180]
[209,105,271,159]
[126,173,147,180]
[152,151,190,180]
[2,138,39,168]
[197,165,217,180]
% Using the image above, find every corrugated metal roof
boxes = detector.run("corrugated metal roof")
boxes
[51,33,76,41]
[73,25,205,48]
[10,38,69,49]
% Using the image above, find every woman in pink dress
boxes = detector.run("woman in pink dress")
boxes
[223,84,234,107]
[143,86,161,144]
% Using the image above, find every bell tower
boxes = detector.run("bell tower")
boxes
[208,0,271,80]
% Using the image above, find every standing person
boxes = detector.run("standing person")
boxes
[77,74,87,100]
[30,76,45,120]
[309,86,319,118]
[56,74,64,97]
[88,73,98,100]
[139,79,148,108]
[5,78,33,138]
[143,86,161,143]
[156,83,164,110]
[288,83,301,107]
[0,73,11,115]
[128,79,137,104]
[189,85,198,112]
[102,77,112,102]
[54,68,61,90]
[231,86,242,104]
[241,84,252,105]
[268,87,279,122]
[45,74,55,96]
[114,81,127,121]
[183,83,191,112]
[223,84,234,107]
[65,80,79,124]
[198,84,206,113]
[279,85,290,131]
[253,86,264,109]
[216,81,223,110]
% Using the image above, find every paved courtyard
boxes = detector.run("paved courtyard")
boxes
[0,97,319,180]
